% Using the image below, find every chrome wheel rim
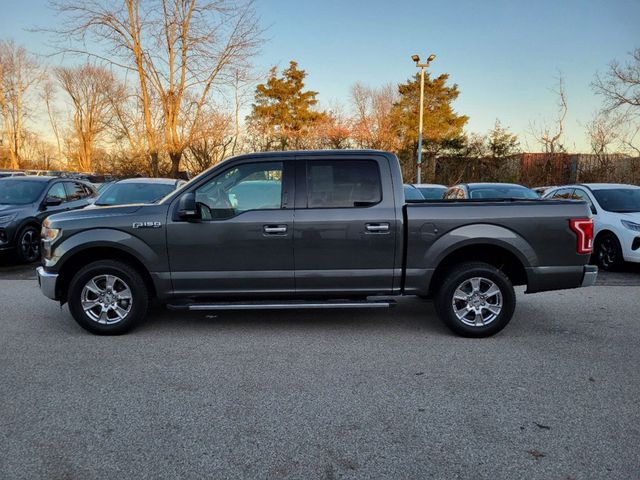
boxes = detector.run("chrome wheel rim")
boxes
[81,274,133,324]
[452,277,503,327]
[20,229,40,261]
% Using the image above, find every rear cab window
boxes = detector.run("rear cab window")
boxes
[305,160,382,208]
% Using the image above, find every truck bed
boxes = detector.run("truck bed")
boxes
[403,199,593,294]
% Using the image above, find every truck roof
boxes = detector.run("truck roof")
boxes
[228,149,391,161]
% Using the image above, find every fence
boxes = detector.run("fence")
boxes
[433,154,640,187]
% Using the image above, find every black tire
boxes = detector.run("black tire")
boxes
[594,232,624,271]
[16,225,41,263]
[434,262,516,338]
[67,260,149,335]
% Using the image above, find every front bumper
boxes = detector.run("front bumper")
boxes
[621,233,640,263]
[36,266,59,300]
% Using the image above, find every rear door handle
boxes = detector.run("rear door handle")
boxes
[365,223,390,233]
[263,225,288,234]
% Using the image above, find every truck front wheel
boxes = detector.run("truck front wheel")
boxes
[67,260,149,335]
[434,262,516,337]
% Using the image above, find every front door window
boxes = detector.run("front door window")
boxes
[195,162,283,220]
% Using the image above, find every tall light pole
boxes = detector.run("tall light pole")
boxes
[411,53,436,184]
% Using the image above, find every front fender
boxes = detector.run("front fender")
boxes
[44,228,166,273]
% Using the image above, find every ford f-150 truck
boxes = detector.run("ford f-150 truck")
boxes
[36,150,597,337]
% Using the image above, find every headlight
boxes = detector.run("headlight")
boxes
[0,213,17,225]
[621,220,640,232]
[41,225,62,243]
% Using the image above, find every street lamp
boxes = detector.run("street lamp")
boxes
[411,53,436,184]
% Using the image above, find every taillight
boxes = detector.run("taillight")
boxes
[569,219,594,254]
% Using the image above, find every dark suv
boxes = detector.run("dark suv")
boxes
[0,176,96,262]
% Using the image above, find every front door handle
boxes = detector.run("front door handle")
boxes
[263,225,288,234]
[365,223,390,233]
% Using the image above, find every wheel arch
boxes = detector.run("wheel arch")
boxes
[594,228,620,244]
[55,246,157,303]
[14,217,41,236]
[428,243,528,295]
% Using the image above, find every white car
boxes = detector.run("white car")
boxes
[544,183,640,270]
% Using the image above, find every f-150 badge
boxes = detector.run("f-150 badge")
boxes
[132,221,162,229]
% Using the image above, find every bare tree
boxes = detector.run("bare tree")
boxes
[227,67,257,156]
[108,79,161,165]
[21,131,56,169]
[593,48,640,111]
[0,40,42,169]
[586,110,620,157]
[50,0,262,177]
[314,106,352,149]
[529,75,568,154]
[592,49,640,157]
[185,109,234,174]
[56,63,121,172]
[41,80,64,165]
[350,83,399,151]
[621,127,640,156]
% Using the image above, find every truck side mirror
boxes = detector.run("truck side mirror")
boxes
[177,192,200,220]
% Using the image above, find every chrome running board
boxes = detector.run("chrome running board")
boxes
[167,299,395,311]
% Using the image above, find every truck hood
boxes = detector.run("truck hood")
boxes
[47,204,146,225]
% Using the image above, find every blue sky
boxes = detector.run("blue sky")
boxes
[2,0,639,151]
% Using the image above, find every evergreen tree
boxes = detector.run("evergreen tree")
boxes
[391,73,468,180]
[487,119,520,158]
[247,61,325,150]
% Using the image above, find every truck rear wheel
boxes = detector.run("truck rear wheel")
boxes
[67,260,149,335]
[434,262,515,337]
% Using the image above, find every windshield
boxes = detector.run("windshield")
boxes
[469,185,539,200]
[95,182,176,206]
[416,187,447,199]
[591,188,640,213]
[0,179,46,205]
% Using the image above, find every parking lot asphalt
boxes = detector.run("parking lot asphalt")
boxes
[1,270,639,479]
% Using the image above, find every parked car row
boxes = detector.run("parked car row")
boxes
[0,176,184,263]
[403,182,539,201]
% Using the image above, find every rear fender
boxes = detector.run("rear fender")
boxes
[426,224,537,269]
[405,223,536,294]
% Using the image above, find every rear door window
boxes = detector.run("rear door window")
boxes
[64,182,88,201]
[306,160,381,208]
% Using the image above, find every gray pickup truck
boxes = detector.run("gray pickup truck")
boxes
[36,150,597,337]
